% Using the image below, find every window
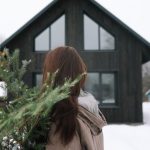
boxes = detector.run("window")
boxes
[51,15,65,49]
[84,72,116,105]
[35,74,43,87]
[84,15,99,50]
[101,73,115,104]
[84,73,100,99]
[35,15,65,51]
[84,14,115,50]
[100,28,115,50]
[35,28,49,51]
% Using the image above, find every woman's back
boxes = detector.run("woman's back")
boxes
[42,46,106,149]
[46,92,107,150]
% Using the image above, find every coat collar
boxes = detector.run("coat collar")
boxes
[77,105,107,135]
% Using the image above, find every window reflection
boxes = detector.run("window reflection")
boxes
[84,14,115,50]
[84,15,99,50]
[35,28,49,51]
[51,15,65,49]
[101,74,115,104]
[100,27,115,50]
[35,74,42,87]
[84,73,100,99]
[84,72,116,105]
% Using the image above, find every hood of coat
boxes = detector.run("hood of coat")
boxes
[78,92,107,135]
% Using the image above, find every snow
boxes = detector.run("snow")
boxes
[0,82,7,97]
[103,102,150,150]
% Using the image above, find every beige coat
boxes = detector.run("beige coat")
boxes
[46,107,106,150]
[46,104,107,150]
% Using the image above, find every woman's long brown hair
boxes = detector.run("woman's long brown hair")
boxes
[43,46,87,145]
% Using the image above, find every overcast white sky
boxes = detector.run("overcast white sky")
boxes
[0,0,150,44]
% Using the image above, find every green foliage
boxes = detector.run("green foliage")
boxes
[0,49,83,149]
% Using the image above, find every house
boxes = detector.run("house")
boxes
[0,0,150,123]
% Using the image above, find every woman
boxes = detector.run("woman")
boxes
[43,46,107,150]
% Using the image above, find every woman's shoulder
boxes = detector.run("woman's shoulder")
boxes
[78,90,100,116]
[78,91,107,135]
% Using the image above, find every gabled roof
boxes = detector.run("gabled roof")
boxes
[0,0,150,49]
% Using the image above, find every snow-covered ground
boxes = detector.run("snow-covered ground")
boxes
[103,102,150,150]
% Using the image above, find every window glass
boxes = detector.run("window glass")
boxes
[35,28,49,51]
[101,73,115,104]
[84,73,100,99]
[84,14,115,50]
[84,72,116,105]
[84,15,99,50]
[51,15,65,49]
[100,27,115,50]
[35,74,43,87]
